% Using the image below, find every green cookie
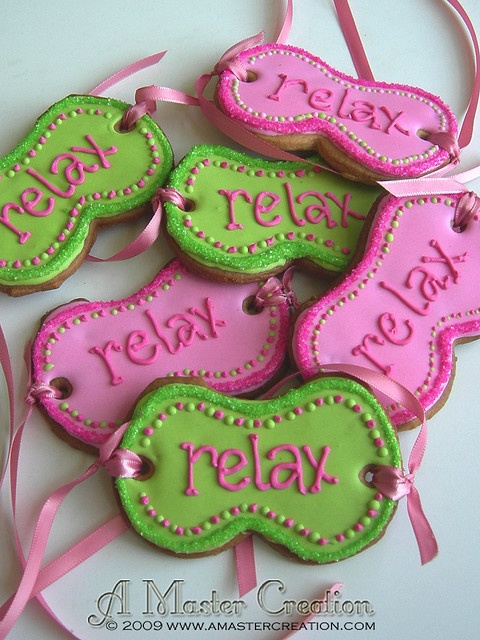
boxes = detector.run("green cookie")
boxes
[115,376,401,563]
[164,145,380,282]
[0,94,173,295]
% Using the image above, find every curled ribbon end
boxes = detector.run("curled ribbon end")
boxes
[371,465,438,566]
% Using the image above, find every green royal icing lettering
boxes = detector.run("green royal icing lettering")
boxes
[116,377,401,563]
[0,95,173,295]
[164,145,380,282]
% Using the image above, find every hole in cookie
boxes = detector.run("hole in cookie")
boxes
[359,464,376,487]
[114,118,136,134]
[50,377,73,399]
[184,198,196,212]
[242,295,261,315]
[135,455,155,481]
[246,70,257,83]
[451,219,467,233]
[416,129,430,140]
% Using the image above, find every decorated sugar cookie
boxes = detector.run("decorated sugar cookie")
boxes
[114,376,401,563]
[0,94,173,296]
[292,190,480,428]
[163,145,379,282]
[216,44,459,183]
[30,258,291,449]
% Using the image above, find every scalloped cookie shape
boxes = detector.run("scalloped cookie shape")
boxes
[31,259,290,449]
[292,191,480,429]
[164,145,379,282]
[115,376,401,563]
[0,94,173,295]
[216,44,458,183]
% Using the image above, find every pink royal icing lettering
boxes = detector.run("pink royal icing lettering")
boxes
[216,44,458,182]
[181,433,338,496]
[292,192,480,428]
[30,259,290,448]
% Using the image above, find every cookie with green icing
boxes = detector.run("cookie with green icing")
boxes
[163,145,379,283]
[0,94,173,296]
[115,376,401,563]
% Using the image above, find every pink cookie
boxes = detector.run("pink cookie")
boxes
[30,259,291,449]
[292,191,480,429]
[216,44,458,183]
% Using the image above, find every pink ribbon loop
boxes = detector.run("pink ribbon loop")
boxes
[24,381,63,405]
[425,131,461,165]
[102,448,143,479]
[453,190,480,231]
[370,465,414,501]
[153,186,189,212]
[122,83,200,130]
[255,267,299,311]
[212,31,265,80]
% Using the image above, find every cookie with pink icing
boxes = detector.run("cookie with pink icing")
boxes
[163,144,379,282]
[216,44,459,183]
[113,375,402,563]
[0,94,173,296]
[30,258,291,450]
[292,190,480,429]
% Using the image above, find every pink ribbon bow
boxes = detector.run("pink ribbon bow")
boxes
[323,363,438,566]
[255,267,299,311]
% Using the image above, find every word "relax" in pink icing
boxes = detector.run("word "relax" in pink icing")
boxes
[218,183,365,230]
[269,74,411,136]
[89,298,226,385]
[181,433,338,495]
[352,239,467,374]
[1,134,117,244]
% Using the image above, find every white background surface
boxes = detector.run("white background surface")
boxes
[1,1,480,638]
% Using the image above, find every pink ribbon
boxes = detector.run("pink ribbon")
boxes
[86,202,163,263]
[89,51,168,97]
[123,82,200,130]
[333,0,375,81]
[0,515,128,621]
[0,326,15,490]
[453,190,480,231]
[444,0,480,149]
[153,186,189,212]
[424,131,461,165]
[0,421,140,638]
[320,363,438,566]
[234,536,257,598]
[255,267,299,311]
